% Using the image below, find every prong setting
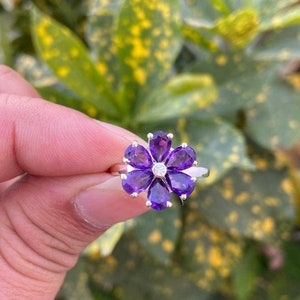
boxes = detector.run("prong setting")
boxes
[181,142,188,148]
[180,194,187,201]
[167,201,172,208]
[167,133,174,139]
[131,192,138,198]
[147,132,153,140]
[146,200,152,207]
[121,174,127,180]
[191,177,197,183]
[123,157,130,164]
[132,140,138,147]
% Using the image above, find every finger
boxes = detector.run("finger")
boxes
[0,65,40,97]
[0,66,146,182]
[0,173,148,298]
[0,94,145,181]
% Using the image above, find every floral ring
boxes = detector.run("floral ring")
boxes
[120,131,209,210]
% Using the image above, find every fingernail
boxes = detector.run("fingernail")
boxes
[94,120,147,146]
[94,120,133,139]
[74,177,148,229]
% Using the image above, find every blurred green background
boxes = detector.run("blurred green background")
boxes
[1,0,300,299]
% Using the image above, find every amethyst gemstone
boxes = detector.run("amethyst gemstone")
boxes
[149,131,172,162]
[166,146,196,170]
[166,171,195,196]
[122,170,154,194]
[125,144,153,169]
[148,179,170,210]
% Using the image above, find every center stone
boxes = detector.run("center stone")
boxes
[152,163,167,178]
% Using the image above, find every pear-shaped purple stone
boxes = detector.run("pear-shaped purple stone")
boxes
[149,131,172,162]
[166,171,195,196]
[124,144,153,169]
[122,170,153,194]
[148,179,170,210]
[166,146,196,170]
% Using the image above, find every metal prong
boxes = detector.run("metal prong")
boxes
[167,201,173,208]
[191,177,197,182]
[180,194,187,201]
[167,133,174,139]
[193,160,198,166]
[147,133,153,140]
[123,157,130,164]
[121,174,127,180]
[131,192,138,198]
[181,142,188,148]
[132,140,138,147]
[146,200,152,207]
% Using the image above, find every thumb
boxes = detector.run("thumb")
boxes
[1,164,148,299]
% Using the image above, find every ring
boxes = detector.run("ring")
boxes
[120,131,209,210]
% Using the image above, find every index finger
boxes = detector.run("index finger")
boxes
[0,94,137,181]
[0,67,142,182]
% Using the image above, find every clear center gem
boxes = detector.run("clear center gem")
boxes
[152,163,167,178]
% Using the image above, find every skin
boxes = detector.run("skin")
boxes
[0,65,148,299]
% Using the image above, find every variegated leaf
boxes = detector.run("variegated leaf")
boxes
[136,74,217,123]
[31,6,118,117]
[193,144,296,243]
[115,0,182,107]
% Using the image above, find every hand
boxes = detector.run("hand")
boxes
[0,65,148,299]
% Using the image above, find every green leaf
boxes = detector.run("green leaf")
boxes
[133,206,181,264]
[210,0,231,16]
[88,0,122,15]
[0,0,16,11]
[15,54,58,87]
[135,74,217,123]
[181,0,231,25]
[254,25,300,60]
[0,12,13,66]
[214,9,259,48]
[86,0,122,89]
[180,211,244,291]
[87,233,210,300]
[231,242,263,300]
[15,54,103,118]
[259,5,300,31]
[31,6,119,117]
[193,144,296,243]
[248,0,298,23]
[174,118,254,185]
[250,240,300,299]
[189,52,273,117]
[57,258,93,300]
[83,221,134,258]
[181,24,219,51]
[246,68,300,148]
[116,0,182,107]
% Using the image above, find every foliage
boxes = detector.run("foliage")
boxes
[1,0,300,299]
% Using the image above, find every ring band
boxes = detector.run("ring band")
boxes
[110,164,209,178]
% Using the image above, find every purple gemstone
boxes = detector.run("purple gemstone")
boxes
[166,146,196,170]
[149,131,172,162]
[147,179,170,210]
[124,144,153,169]
[166,171,195,196]
[122,170,153,194]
